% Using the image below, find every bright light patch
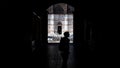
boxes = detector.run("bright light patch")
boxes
[48,14,73,43]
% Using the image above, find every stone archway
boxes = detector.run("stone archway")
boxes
[47,3,74,43]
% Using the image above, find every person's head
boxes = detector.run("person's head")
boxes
[64,32,69,37]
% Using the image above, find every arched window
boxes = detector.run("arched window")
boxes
[47,3,74,43]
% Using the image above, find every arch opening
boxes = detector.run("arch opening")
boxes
[47,3,74,43]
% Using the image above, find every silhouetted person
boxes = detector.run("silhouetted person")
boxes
[59,32,70,68]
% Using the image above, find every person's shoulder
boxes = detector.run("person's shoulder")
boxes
[60,37,63,41]
[60,37,65,41]
[61,37,64,39]
[62,37,66,39]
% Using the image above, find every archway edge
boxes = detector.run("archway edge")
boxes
[47,3,74,14]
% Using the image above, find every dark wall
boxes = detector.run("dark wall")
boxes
[0,0,8,8]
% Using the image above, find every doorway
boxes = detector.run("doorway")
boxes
[47,3,74,43]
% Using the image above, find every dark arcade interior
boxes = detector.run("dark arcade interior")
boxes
[22,0,117,68]
[0,0,119,67]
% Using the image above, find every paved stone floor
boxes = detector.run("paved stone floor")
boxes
[48,43,75,68]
